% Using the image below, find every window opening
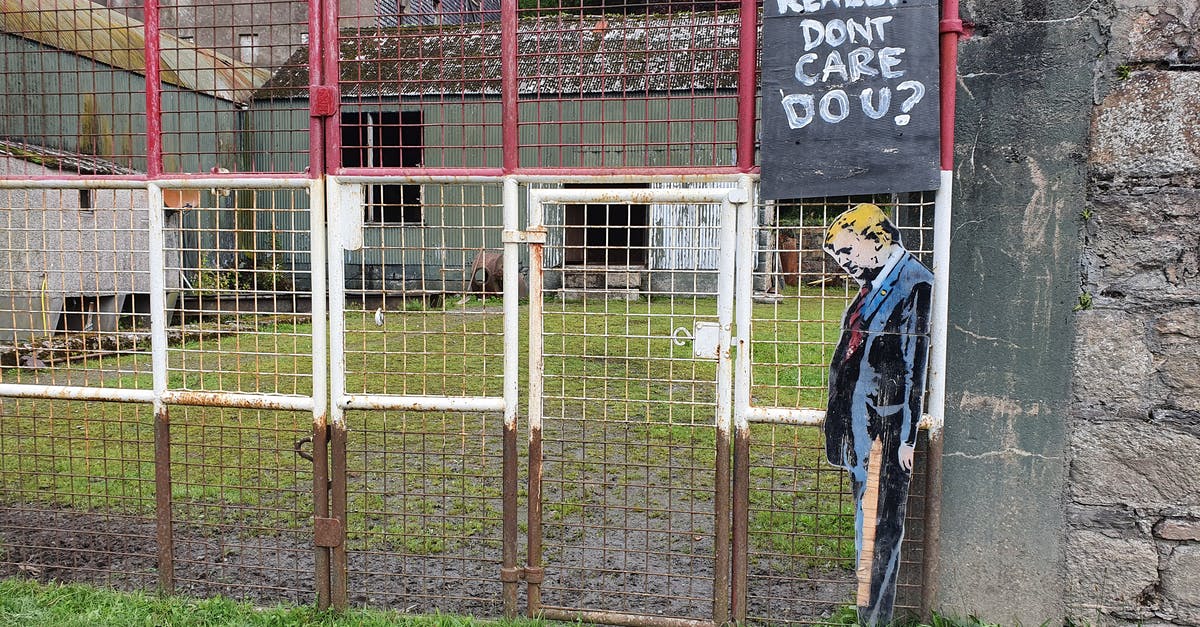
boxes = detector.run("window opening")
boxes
[341,110,424,224]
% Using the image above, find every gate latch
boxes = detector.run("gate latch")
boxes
[311,86,339,118]
[314,517,344,547]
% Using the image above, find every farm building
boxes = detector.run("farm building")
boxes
[249,11,752,297]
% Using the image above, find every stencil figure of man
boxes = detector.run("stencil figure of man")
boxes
[822,203,933,626]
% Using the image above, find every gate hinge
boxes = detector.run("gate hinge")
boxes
[503,228,547,244]
[313,517,344,547]
[499,566,522,583]
[310,86,339,118]
[523,566,545,584]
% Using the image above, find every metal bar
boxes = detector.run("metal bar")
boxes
[736,0,758,172]
[530,188,734,206]
[526,191,547,617]
[322,0,342,172]
[332,174,511,185]
[515,167,751,177]
[730,176,757,622]
[514,174,750,185]
[135,178,314,189]
[308,0,326,178]
[309,176,333,609]
[329,416,349,609]
[336,167,507,178]
[154,400,173,594]
[339,395,505,412]
[0,384,156,404]
[144,0,162,178]
[538,607,717,627]
[500,0,518,173]
[325,178,350,610]
[0,177,149,188]
[147,183,171,593]
[922,173,955,617]
[500,177,521,617]
[745,407,938,429]
[161,391,315,412]
[711,189,741,625]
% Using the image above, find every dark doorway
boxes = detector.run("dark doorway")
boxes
[563,184,649,266]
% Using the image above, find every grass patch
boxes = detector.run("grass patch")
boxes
[0,290,852,558]
[0,579,552,627]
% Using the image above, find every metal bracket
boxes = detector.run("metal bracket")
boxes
[313,517,344,547]
[502,228,547,244]
[523,566,545,584]
[310,86,339,117]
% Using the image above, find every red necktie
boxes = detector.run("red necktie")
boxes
[843,285,870,362]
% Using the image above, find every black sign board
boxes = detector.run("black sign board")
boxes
[760,0,941,200]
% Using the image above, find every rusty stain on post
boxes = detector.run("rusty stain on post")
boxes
[502,409,520,617]
[154,402,173,595]
[920,431,944,619]
[313,416,332,609]
[713,425,731,624]
[330,421,349,609]
[730,423,750,623]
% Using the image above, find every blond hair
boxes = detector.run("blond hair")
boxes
[824,203,901,247]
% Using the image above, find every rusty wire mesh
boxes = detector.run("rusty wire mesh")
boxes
[742,192,936,625]
[0,399,158,590]
[337,182,509,613]
[532,195,726,623]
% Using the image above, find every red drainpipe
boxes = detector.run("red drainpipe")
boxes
[940,0,969,171]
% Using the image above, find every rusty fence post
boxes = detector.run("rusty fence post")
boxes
[154,401,174,595]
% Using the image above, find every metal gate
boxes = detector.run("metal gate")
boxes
[0,0,954,623]
[524,186,742,626]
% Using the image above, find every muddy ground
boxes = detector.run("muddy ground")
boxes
[0,504,864,624]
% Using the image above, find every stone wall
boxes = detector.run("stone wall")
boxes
[1068,0,1200,623]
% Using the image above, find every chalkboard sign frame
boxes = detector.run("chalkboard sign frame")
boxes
[760,0,941,200]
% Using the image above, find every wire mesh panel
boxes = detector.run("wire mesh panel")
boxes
[742,427,929,625]
[341,183,507,398]
[164,187,314,398]
[0,399,157,591]
[0,186,154,389]
[168,406,314,604]
[336,181,509,614]
[159,0,311,175]
[741,193,936,624]
[532,194,729,623]
[515,5,741,170]
[344,408,506,615]
[336,4,504,171]
[0,0,147,177]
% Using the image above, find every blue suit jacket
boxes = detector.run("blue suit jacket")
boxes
[825,250,934,469]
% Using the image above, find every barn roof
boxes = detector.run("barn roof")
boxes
[257,11,746,100]
[0,0,271,103]
[0,138,139,175]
